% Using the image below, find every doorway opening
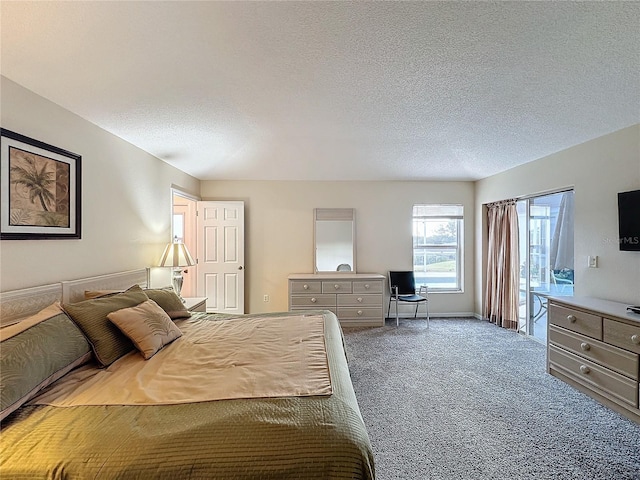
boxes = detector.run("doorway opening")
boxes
[517,190,574,343]
[172,190,198,298]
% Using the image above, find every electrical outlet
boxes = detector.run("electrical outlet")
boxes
[588,256,598,268]
[263,294,270,302]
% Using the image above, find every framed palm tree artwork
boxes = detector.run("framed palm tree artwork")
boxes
[0,129,81,239]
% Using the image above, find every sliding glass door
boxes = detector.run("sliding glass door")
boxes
[518,191,574,342]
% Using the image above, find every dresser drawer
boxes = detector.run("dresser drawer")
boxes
[337,294,382,307]
[290,281,322,294]
[603,318,640,355]
[353,281,383,294]
[290,294,335,308]
[549,345,638,408]
[289,274,385,327]
[322,281,352,294]
[548,303,602,340]
[549,325,639,380]
[337,307,383,321]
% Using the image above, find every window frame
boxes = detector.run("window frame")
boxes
[412,204,464,293]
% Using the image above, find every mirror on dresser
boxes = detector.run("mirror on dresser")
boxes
[314,208,356,273]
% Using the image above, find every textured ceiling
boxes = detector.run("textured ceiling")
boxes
[1,1,638,181]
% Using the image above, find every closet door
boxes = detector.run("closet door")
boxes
[196,201,245,314]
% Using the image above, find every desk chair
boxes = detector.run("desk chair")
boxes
[387,271,429,327]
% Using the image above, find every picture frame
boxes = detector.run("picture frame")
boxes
[1,129,81,240]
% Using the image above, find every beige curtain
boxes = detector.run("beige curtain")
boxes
[484,199,520,329]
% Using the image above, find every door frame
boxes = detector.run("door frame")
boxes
[517,187,574,341]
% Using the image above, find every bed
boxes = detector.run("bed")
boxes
[0,269,375,479]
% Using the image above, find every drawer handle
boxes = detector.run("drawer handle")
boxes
[357,297,363,303]
[334,284,340,290]
[364,284,370,289]
[580,342,591,351]
[303,284,309,290]
[631,334,640,345]
[310,298,317,303]
[567,315,577,323]
[579,365,590,374]
[357,310,363,316]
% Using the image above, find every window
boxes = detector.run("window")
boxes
[412,204,463,292]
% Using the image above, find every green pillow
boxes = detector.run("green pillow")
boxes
[84,286,191,319]
[0,304,91,421]
[64,286,149,367]
[144,288,191,319]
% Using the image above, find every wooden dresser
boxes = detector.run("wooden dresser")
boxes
[288,273,385,327]
[547,296,640,424]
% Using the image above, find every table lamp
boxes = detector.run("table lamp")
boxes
[158,240,195,301]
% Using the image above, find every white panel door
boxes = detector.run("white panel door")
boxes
[196,201,245,314]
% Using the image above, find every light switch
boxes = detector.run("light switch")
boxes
[588,256,598,268]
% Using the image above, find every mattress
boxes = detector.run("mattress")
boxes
[0,310,375,479]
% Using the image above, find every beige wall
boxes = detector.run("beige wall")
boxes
[0,77,200,291]
[200,181,475,316]
[4,75,636,317]
[474,124,640,314]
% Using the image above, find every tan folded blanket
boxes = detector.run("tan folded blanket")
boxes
[31,314,332,406]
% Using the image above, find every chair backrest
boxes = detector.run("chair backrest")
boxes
[388,271,417,295]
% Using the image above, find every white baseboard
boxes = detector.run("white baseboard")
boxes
[387,312,481,319]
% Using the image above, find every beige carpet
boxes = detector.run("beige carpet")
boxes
[343,318,640,480]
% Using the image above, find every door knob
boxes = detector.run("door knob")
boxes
[238,266,243,270]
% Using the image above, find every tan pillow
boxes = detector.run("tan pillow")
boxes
[84,289,121,299]
[107,299,182,360]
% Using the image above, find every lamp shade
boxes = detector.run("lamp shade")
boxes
[158,242,195,268]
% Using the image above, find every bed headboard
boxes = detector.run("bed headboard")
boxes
[62,269,148,304]
[0,269,148,327]
[0,284,63,327]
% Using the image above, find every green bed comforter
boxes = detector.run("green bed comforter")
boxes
[0,311,375,480]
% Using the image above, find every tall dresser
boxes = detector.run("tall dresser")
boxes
[547,296,640,424]
[288,273,385,327]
